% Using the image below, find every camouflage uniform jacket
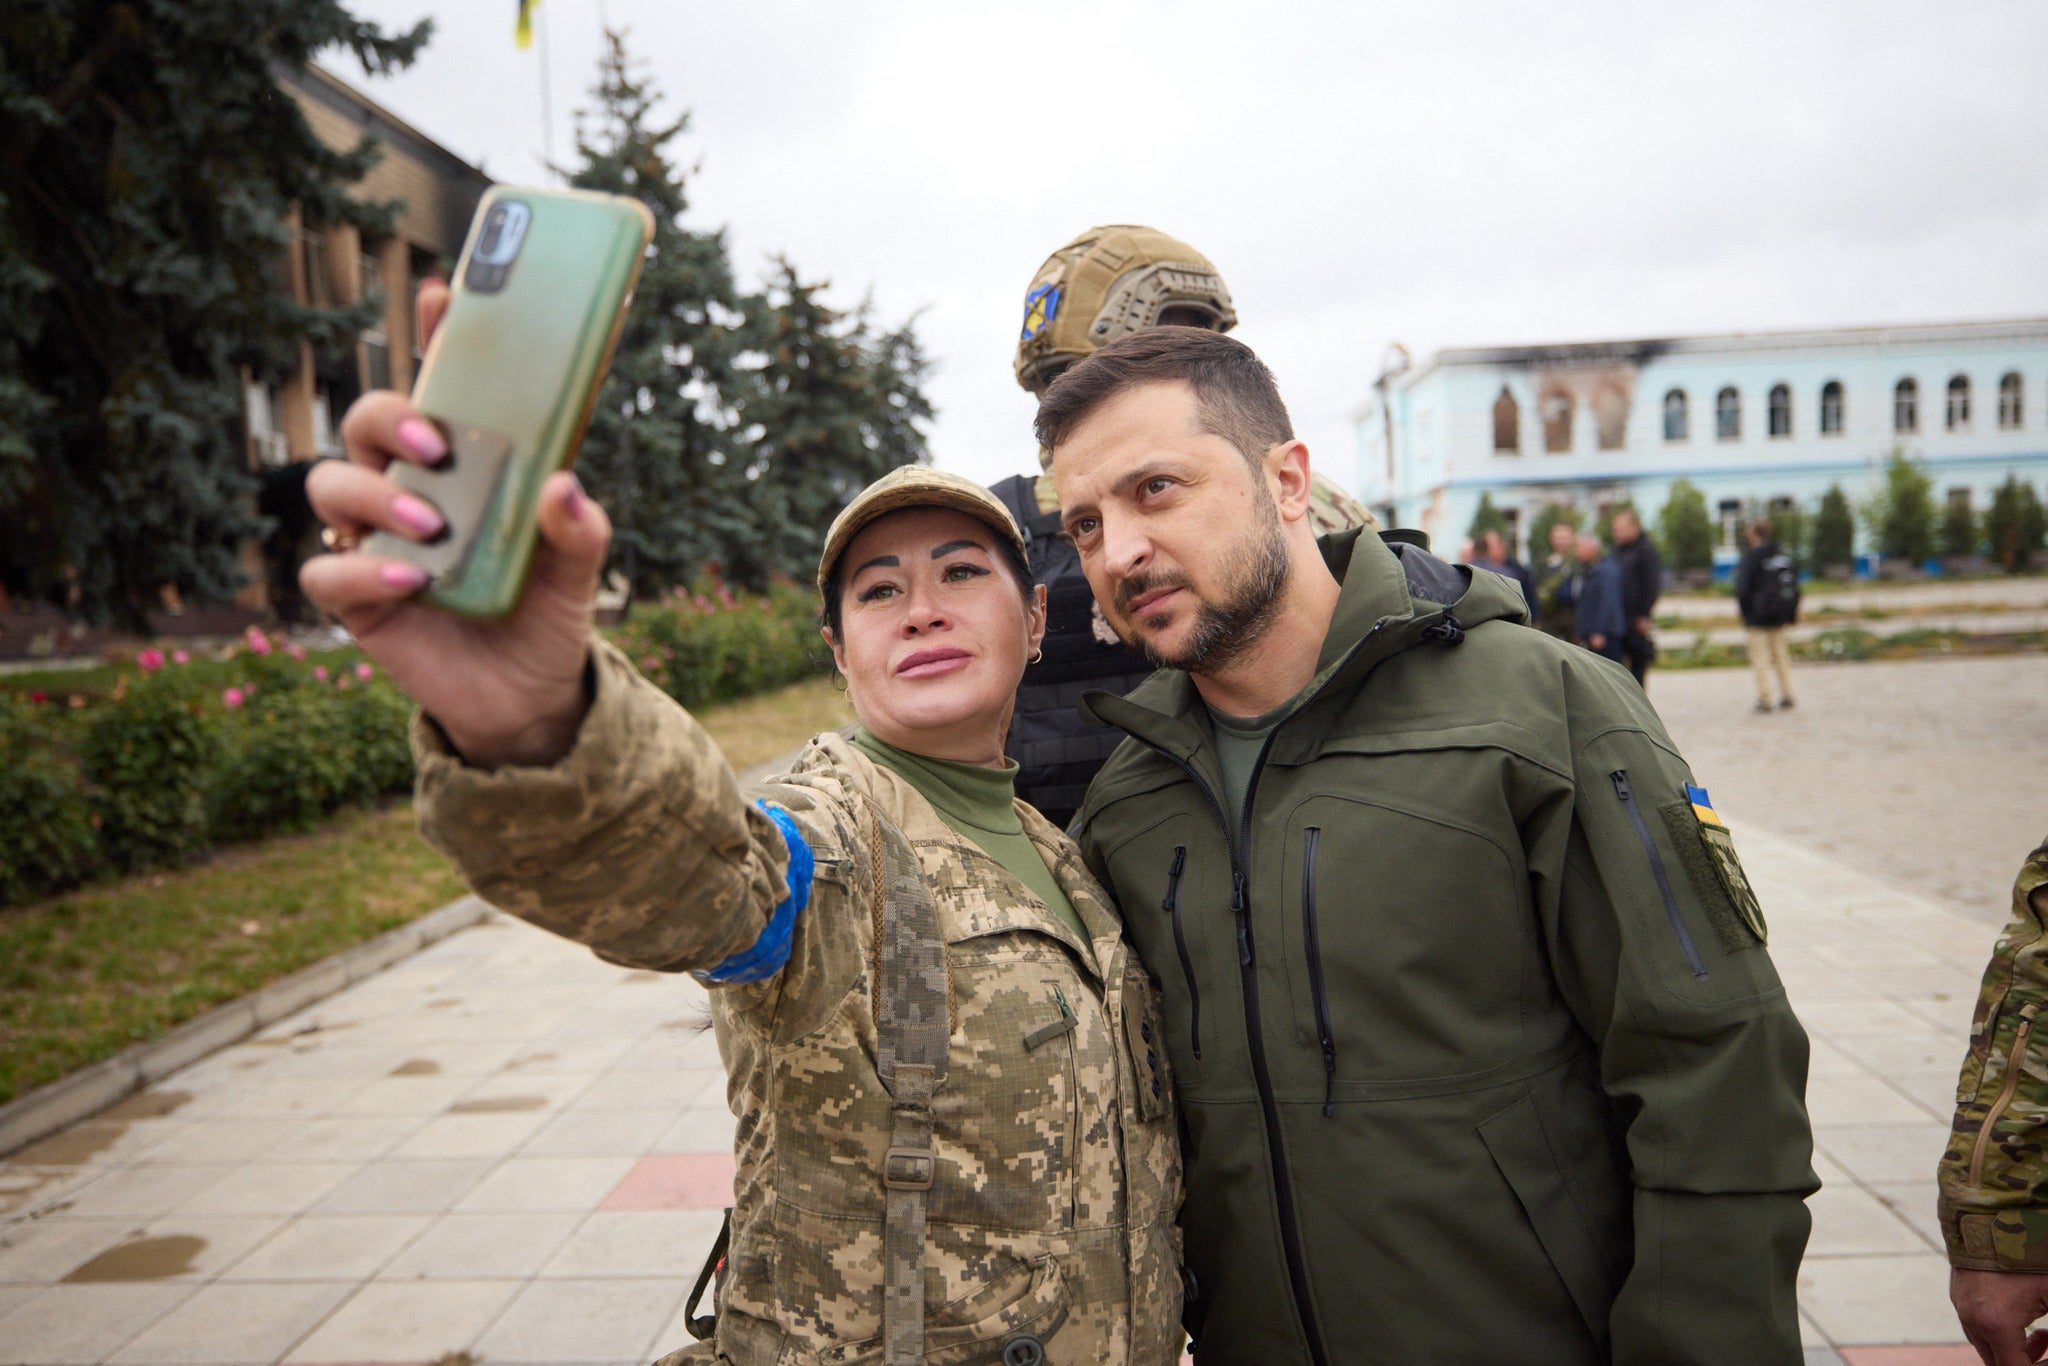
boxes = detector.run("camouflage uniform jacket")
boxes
[412,640,1185,1365]
[1940,835,2048,1270]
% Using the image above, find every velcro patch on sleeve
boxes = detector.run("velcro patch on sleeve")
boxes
[1658,800,1767,952]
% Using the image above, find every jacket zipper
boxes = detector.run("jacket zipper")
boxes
[1610,770,1708,980]
[1969,1000,2040,1185]
[1301,827,1337,1117]
[1150,740,1332,1366]
[1055,984,1080,1228]
[1162,846,1201,1059]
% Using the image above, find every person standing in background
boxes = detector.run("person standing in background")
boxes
[1610,508,1663,688]
[1733,518,1799,713]
[1572,532,1627,664]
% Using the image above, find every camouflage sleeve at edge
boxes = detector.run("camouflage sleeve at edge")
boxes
[1939,837,2048,1271]
[411,637,796,975]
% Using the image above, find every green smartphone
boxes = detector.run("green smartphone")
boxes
[361,185,654,617]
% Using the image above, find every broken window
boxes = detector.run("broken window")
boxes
[1541,388,1574,454]
[1592,384,1629,450]
[1716,387,1740,441]
[1492,386,1520,453]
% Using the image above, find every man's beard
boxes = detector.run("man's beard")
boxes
[1114,499,1291,674]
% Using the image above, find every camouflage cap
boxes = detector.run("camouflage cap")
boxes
[817,465,1026,592]
[1014,225,1237,397]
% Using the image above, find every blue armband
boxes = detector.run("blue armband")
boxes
[693,800,813,985]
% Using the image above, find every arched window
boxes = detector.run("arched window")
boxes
[1894,378,1918,433]
[1492,386,1520,453]
[1592,383,1628,451]
[1947,375,1971,430]
[1767,383,1791,438]
[1715,387,1740,441]
[1999,372,2024,430]
[1820,380,1844,435]
[1663,389,1688,442]
[1541,387,1574,454]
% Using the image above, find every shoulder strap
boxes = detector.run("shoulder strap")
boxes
[866,805,952,1366]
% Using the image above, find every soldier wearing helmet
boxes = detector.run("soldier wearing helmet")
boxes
[992,225,1375,826]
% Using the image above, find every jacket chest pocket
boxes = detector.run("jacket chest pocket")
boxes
[933,940,1108,1233]
[1100,822,1230,1094]
[1279,794,1536,1085]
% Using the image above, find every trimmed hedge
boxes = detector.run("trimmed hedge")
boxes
[0,583,830,909]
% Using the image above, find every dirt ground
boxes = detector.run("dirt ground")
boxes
[1648,652,2048,922]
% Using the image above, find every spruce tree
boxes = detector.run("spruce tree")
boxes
[1939,490,1980,559]
[1987,474,2046,572]
[736,259,932,586]
[1812,484,1855,570]
[1656,479,1715,573]
[1465,492,1507,543]
[1873,451,1936,564]
[0,0,428,627]
[567,30,750,599]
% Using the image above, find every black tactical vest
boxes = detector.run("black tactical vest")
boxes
[992,474,1157,829]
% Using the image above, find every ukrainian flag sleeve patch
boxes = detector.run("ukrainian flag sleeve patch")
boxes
[693,800,813,985]
[1659,783,1769,951]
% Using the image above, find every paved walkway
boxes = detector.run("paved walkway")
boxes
[2,657,2042,1364]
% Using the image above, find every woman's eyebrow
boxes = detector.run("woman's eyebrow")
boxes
[928,539,986,559]
[851,554,901,577]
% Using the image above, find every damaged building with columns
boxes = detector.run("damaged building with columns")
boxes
[1349,319,2048,567]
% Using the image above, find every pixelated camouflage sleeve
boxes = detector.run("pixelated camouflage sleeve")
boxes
[1939,836,2048,1271]
[410,637,795,975]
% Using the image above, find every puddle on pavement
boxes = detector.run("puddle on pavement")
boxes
[390,1059,443,1076]
[0,1170,68,1216]
[12,1122,126,1167]
[63,1233,206,1281]
[99,1090,191,1122]
[446,1096,547,1114]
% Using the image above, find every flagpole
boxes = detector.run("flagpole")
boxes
[537,0,555,176]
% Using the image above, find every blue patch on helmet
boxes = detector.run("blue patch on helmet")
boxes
[1020,283,1062,342]
[693,800,812,985]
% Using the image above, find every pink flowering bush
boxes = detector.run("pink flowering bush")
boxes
[612,576,829,708]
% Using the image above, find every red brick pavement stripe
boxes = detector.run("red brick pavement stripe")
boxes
[602,1151,738,1210]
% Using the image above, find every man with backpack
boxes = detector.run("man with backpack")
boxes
[1734,517,1800,712]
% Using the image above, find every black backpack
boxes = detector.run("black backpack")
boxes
[990,474,1156,829]
[1750,551,1801,627]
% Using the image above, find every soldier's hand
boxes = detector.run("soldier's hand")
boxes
[300,279,608,770]
[1953,1267,2048,1364]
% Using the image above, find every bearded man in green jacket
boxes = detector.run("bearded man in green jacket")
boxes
[1037,327,1817,1364]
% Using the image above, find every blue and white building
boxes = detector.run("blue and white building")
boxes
[1348,319,2048,565]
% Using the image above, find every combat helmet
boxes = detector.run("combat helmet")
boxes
[1013,224,1237,396]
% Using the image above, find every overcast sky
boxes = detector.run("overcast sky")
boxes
[335,0,2048,492]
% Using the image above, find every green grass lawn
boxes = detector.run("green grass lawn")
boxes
[0,675,852,1107]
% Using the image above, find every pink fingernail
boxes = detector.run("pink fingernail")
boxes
[391,493,445,537]
[380,562,429,591]
[397,417,448,463]
[563,474,586,521]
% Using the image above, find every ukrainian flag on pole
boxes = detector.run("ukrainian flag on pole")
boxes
[515,0,539,49]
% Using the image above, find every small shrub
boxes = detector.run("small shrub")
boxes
[0,700,99,905]
[617,577,831,709]
[207,686,361,840]
[1812,484,1856,570]
[81,673,213,871]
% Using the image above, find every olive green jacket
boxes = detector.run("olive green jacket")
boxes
[1940,836,2048,1270]
[413,642,1184,1365]
[1074,529,1816,1365]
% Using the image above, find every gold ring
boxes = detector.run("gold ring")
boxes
[321,526,360,553]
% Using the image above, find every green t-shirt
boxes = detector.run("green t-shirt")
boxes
[1206,697,1294,835]
[850,727,1087,945]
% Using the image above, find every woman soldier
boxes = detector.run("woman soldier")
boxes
[300,290,1183,1366]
